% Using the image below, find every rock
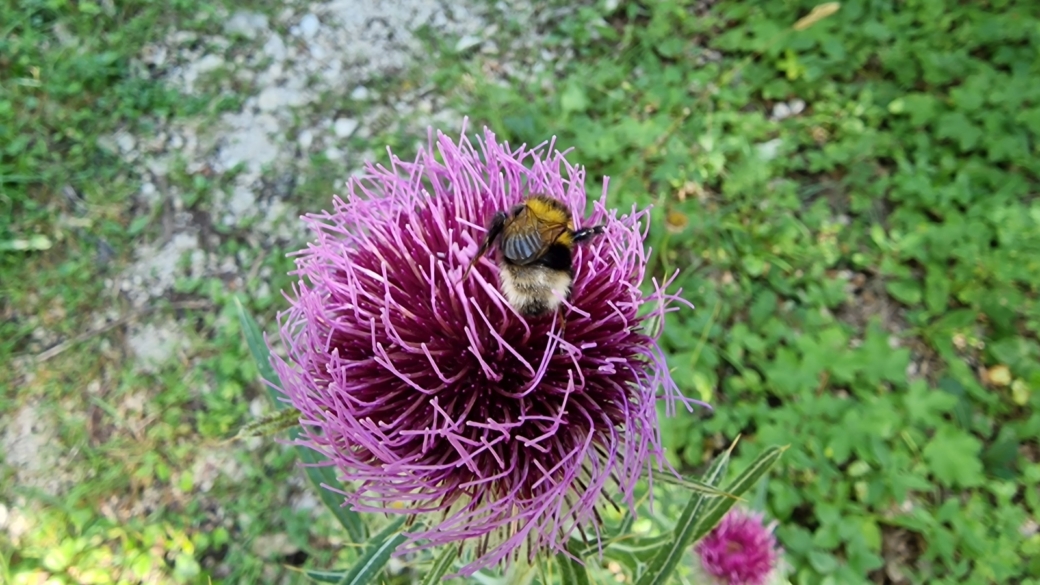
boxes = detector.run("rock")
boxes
[194,54,224,74]
[263,35,286,61]
[455,35,482,53]
[333,117,359,138]
[292,491,319,512]
[235,68,256,85]
[121,232,200,305]
[115,131,137,153]
[96,134,118,154]
[170,31,197,45]
[1,401,64,496]
[257,86,308,112]
[251,533,297,558]
[257,87,284,111]
[145,156,171,177]
[139,182,160,206]
[350,86,370,101]
[225,11,269,39]
[179,54,226,93]
[143,131,167,153]
[773,99,806,120]
[192,449,246,493]
[318,61,343,85]
[127,321,188,373]
[298,13,321,38]
[756,138,783,161]
[185,249,204,279]
[216,112,281,175]
[226,183,257,223]
[308,43,327,60]
[140,44,168,68]
[324,146,344,161]
[298,129,315,150]
[256,63,284,86]
[248,398,266,418]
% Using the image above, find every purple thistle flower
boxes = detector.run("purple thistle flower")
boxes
[270,123,695,575]
[695,508,780,585]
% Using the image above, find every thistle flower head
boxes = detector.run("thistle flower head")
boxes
[695,508,780,585]
[271,123,694,574]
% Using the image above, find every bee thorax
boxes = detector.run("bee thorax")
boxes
[499,264,573,316]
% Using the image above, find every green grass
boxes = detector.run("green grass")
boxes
[435,1,1040,583]
[4,0,1040,583]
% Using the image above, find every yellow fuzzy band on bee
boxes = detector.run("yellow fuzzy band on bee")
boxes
[524,196,571,226]
[556,231,574,246]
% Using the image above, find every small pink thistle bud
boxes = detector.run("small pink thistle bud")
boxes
[695,508,781,585]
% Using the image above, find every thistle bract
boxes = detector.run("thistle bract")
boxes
[271,124,692,574]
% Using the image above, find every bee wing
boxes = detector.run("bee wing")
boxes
[501,214,567,265]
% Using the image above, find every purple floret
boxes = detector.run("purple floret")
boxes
[695,508,780,585]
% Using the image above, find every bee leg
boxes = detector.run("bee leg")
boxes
[572,225,606,243]
[556,306,567,336]
[464,211,507,279]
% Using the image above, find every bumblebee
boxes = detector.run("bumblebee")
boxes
[466,195,605,316]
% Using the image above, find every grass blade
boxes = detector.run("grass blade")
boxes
[336,517,410,585]
[235,297,367,542]
[420,546,459,585]
[301,568,348,583]
[634,444,785,585]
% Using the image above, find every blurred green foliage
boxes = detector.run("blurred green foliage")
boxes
[0,1,315,583]
[444,0,1040,583]
[0,0,212,359]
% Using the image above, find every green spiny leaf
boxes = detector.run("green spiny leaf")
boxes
[557,542,590,585]
[336,517,410,585]
[687,446,787,545]
[420,546,459,585]
[295,446,368,543]
[234,297,282,396]
[235,297,367,542]
[648,468,738,499]
[233,408,301,440]
[634,444,784,585]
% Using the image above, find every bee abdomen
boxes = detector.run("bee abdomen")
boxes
[499,261,574,316]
